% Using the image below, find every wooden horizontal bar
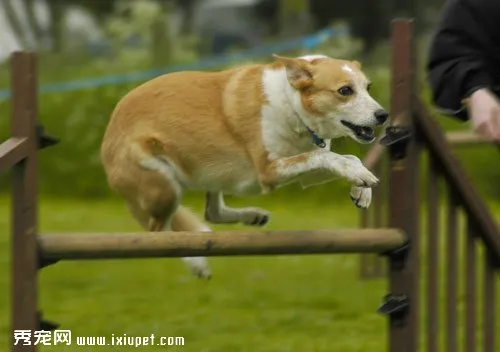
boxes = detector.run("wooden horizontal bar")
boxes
[0,137,28,172]
[39,229,406,260]
[446,131,494,146]
[363,143,385,170]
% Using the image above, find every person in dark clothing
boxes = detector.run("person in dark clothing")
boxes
[427,0,500,141]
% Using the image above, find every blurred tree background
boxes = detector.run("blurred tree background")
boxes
[0,0,498,201]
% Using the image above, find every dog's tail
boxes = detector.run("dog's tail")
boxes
[172,206,212,279]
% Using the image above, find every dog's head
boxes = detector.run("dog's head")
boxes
[273,54,388,144]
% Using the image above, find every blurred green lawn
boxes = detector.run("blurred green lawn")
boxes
[1,195,392,352]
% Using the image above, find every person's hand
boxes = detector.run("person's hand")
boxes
[466,88,500,142]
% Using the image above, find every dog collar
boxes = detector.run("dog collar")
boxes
[285,92,326,148]
[306,126,326,148]
[291,110,326,148]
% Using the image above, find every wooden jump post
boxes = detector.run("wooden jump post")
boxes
[0,20,424,352]
[1,52,40,351]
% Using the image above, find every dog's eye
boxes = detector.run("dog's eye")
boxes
[338,86,354,96]
[367,83,372,92]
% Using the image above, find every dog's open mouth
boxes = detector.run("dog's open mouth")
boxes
[341,120,375,142]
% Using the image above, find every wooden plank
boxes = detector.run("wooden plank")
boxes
[465,219,477,352]
[11,51,39,352]
[38,229,407,260]
[446,191,459,352]
[372,156,387,277]
[426,155,439,352]
[363,143,385,170]
[0,137,28,172]
[446,131,493,146]
[483,251,496,352]
[359,208,371,279]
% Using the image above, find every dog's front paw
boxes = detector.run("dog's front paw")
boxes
[241,208,270,226]
[350,185,372,209]
[342,156,379,187]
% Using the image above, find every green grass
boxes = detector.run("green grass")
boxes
[1,195,391,352]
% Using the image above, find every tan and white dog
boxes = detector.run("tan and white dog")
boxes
[100,54,388,279]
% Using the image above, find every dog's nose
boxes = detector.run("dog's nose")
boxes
[374,109,389,124]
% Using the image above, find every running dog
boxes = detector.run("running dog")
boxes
[100,54,388,279]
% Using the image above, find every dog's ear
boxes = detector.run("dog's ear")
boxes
[272,54,313,90]
[351,60,361,69]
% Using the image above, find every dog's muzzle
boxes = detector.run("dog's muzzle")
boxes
[340,120,375,142]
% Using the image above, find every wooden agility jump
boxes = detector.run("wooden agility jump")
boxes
[2,20,414,352]
[1,18,498,352]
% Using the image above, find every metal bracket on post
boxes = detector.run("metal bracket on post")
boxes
[38,256,59,269]
[37,311,60,331]
[380,125,412,160]
[377,294,410,327]
[36,123,60,150]
[37,243,59,269]
[380,240,410,270]
[378,240,411,327]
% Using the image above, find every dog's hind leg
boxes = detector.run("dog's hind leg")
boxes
[126,195,212,279]
[171,206,212,279]
[119,154,211,279]
[204,192,269,226]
